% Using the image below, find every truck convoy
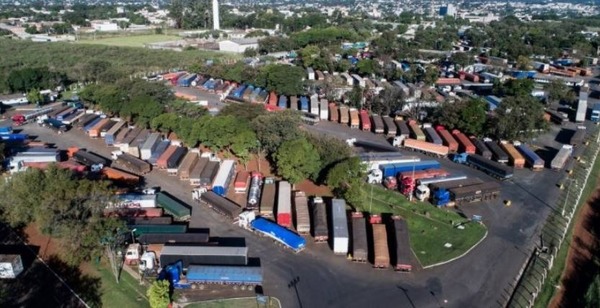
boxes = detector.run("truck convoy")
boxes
[332,199,349,255]
[350,212,368,263]
[277,181,292,228]
[294,191,310,235]
[311,197,328,243]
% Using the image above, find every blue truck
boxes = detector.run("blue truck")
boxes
[43,118,68,133]
[299,96,309,112]
[514,142,544,171]
[379,160,441,178]
[0,126,13,135]
[592,104,600,123]
[0,133,27,142]
[177,74,197,87]
[278,95,288,109]
[251,217,306,252]
[159,261,262,289]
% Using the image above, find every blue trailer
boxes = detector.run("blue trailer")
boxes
[0,126,13,135]
[278,95,288,109]
[249,87,261,103]
[515,142,544,171]
[83,117,103,133]
[148,140,171,165]
[234,85,247,98]
[160,261,262,289]
[0,133,27,141]
[206,79,219,91]
[251,217,305,252]
[177,74,197,87]
[299,96,309,112]
[592,104,600,123]
[56,107,77,121]
[379,160,441,178]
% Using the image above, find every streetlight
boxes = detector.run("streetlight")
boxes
[130,228,137,244]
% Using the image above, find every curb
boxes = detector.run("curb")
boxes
[423,227,489,269]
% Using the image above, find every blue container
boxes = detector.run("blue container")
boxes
[0,126,13,135]
[515,144,544,169]
[186,265,263,285]
[148,140,171,165]
[379,160,441,178]
[278,95,288,108]
[0,133,27,141]
[299,96,309,112]
[251,217,305,252]
[234,85,247,98]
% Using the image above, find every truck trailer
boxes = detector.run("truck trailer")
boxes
[464,154,514,180]
[392,216,413,272]
[140,133,162,160]
[449,181,501,206]
[260,177,276,217]
[159,246,248,268]
[383,116,397,137]
[199,191,243,220]
[500,141,525,168]
[332,199,349,255]
[137,233,210,245]
[372,223,389,269]
[471,137,492,160]
[178,151,199,181]
[402,138,449,157]
[166,147,188,175]
[452,130,476,154]
[349,108,360,129]
[189,157,209,186]
[514,142,545,171]
[408,121,426,141]
[246,172,262,210]
[294,191,310,235]
[311,197,328,243]
[113,152,151,175]
[484,138,509,164]
[371,115,385,134]
[436,126,459,152]
[277,181,292,228]
[551,145,573,170]
[212,160,236,196]
[351,212,368,262]
[156,192,191,221]
[160,263,262,289]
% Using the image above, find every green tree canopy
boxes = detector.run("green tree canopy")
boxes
[326,157,366,207]
[545,79,575,105]
[434,98,488,136]
[493,79,535,97]
[147,280,171,308]
[274,137,321,184]
[490,95,548,140]
[251,110,302,153]
[305,133,352,183]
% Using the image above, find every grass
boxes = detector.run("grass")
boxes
[533,142,600,308]
[185,297,280,308]
[96,263,150,308]
[359,184,487,267]
[77,34,182,48]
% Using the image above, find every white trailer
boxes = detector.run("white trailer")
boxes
[319,99,329,120]
[111,194,157,208]
[212,159,236,196]
[307,67,315,80]
[310,95,320,115]
[0,255,24,279]
[551,145,573,170]
[140,133,162,160]
[576,89,588,123]
[332,199,349,255]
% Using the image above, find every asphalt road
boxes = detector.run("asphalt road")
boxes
[16,120,568,308]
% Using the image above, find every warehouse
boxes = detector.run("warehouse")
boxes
[218,38,259,53]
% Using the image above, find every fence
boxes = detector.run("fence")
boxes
[506,126,600,308]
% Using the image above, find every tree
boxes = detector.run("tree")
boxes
[220,103,266,123]
[490,95,548,140]
[516,55,531,70]
[147,280,171,308]
[243,47,258,58]
[326,157,366,207]
[450,52,470,68]
[356,59,380,76]
[299,45,321,68]
[251,110,302,153]
[347,85,364,108]
[546,79,575,105]
[435,99,488,136]
[305,133,352,183]
[274,138,321,184]
[26,88,43,106]
[151,113,179,133]
[493,79,534,97]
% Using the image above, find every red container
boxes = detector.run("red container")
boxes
[156,145,177,169]
[234,171,250,193]
[435,127,459,152]
[451,130,476,154]
[359,110,371,131]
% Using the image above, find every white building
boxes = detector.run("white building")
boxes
[90,21,119,32]
[0,94,28,106]
[218,38,259,53]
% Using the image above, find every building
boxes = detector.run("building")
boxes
[439,4,457,17]
[90,21,119,32]
[218,38,259,53]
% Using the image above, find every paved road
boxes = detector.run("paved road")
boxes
[17,121,566,308]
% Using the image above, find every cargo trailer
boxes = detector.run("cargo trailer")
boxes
[99,120,117,138]
[499,141,525,168]
[514,142,544,171]
[260,177,276,217]
[383,116,396,137]
[429,178,485,206]
[249,217,305,252]
[113,193,156,208]
[200,161,220,188]
[148,140,171,166]
[329,103,339,122]
[435,127,459,152]
[189,157,209,186]
[118,127,143,152]
[372,223,389,268]
[310,95,319,115]
[392,216,413,272]
[402,138,449,157]
[471,137,492,160]
[101,167,140,185]
[0,255,24,279]
[159,246,248,268]
[379,160,441,178]
[104,206,162,219]
[452,130,476,154]
[156,192,191,221]
[277,181,292,228]
[278,95,288,109]
[72,150,110,167]
[132,217,173,225]
[311,197,328,242]
[395,119,410,139]
[351,212,367,262]
[178,151,199,181]
[140,133,162,160]
[88,118,110,138]
[349,108,360,129]
[484,138,509,164]
[299,96,309,112]
[199,191,243,220]
[62,111,86,125]
[114,127,131,147]
[157,145,178,169]
[466,154,514,180]
[332,199,349,255]
[55,107,76,121]
[246,172,262,209]
[371,115,385,134]
[290,96,298,110]
[408,122,425,141]
[212,160,236,196]
[234,171,249,194]
[163,265,262,287]
[113,153,152,175]
[104,120,127,146]
[339,106,349,124]
[570,127,586,146]
[130,224,187,236]
[137,233,210,245]
[449,181,501,206]
[423,124,442,145]
[166,147,188,176]
[359,110,371,131]
[294,191,310,235]
[127,130,150,158]
[319,99,329,120]
[551,145,573,170]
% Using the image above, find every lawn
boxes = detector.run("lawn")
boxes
[185,297,281,308]
[358,184,487,267]
[77,34,182,48]
[96,263,150,308]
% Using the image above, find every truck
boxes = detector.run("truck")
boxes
[500,141,525,169]
[392,216,413,272]
[137,233,210,245]
[0,126,13,135]
[140,133,162,160]
[159,263,262,289]
[351,212,367,262]
[104,120,127,146]
[234,171,249,194]
[246,172,262,210]
[551,145,573,170]
[319,99,329,120]
[591,104,600,123]
[196,191,243,220]
[189,157,209,186]
[449,181,502,206]
[383,116,397,137]
[471,137,492,160]
[376,160,441,180]
[570,126,587,147]
[332,199,349,255]
[484,138,509,164]
[277,181,292,228]
[101,167,140,186]
[456,153,514,180]
[360,109,371,132]
[372,222,389,269]
[423,124,442,145]
[452,130,476,154]
[157,145,178,169]
[435,126,459,153]
[415,176,481,203]
[294,191,310,235]
[199,161,220,188]
[178,151,199,181]
[514,142,545,171]
[212,160,236,196]
[311,197,328,243]
[128,130,150,158]
[159,246,248,268]
[371,115,385,134]
[0,134,28,142]
[398,169,449,196]
[349,108,360,129]
[260,177,276,217]
[408,121,426,141]
[402,138,449,157]
[156,192,191,221]
[329,103,338,122]
[41,117,68,133]
[394,119,410,140]
[0,255,24,279]
[339,106,349,124]
[148,140,171,166]
[113,152,152,175]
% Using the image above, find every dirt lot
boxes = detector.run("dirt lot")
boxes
[550,182,600,307]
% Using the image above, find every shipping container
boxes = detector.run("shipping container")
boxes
[359,110,371,131]
[113,153,152,175]
[200,161,220,188]
[189,157,209,186]
[452,130,476,154]
[148,140,171,166]
[514,142,545,171]
[423,124,442,145]
[157,145,178,169]
[234,171,250,194]
[499,141,525,169]
[392,216,413,272]
[156,192,191,221]
[294,191,310,235]
[105,120,127,146]
[260,177,276,217]
[329,103,338,122]
[166,147,188,175]
[200,191,243,220]
[484,138,509,164]
[178,151,199,181]
[551,145,573,170]
[435,127,459,152]
[332,199,349,255]
[351,212,367,262]
[408,122,426,141]
[339,106,349,124]
[159,246,248,268]
[132,217,173,225]
[349,108,360,129]
[140,133,162,160]
[371,115,385,134]
[212,160,236,196]
[372,224,389,268]
[395,119,410,138]
[471,137,492,160]
[383,116,396,137]
[277,181,292,228]
[311,197,328,242]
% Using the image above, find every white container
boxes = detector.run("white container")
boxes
[332,199,349,255]
[0,255,24,279]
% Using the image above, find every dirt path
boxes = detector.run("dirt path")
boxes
[550,184,600,307]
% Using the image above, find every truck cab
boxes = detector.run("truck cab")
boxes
[415,184,430,201]
[191,187,208,201]
[392,136,406,147]
[124,243,142,265]
[367,169,383,184]
[452,153,468,164]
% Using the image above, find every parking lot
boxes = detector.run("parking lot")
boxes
[10,118,574,308]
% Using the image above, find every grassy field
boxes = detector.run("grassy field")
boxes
[358,184,487,267]
[77,34,182,48]
[185,297,280,308]
[96,264,150,308]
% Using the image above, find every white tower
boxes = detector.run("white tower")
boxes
[212,0,220,30]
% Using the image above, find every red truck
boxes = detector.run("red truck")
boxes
[398,169,449,196]
[452,129,476,154]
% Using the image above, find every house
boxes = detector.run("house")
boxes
[218,38,259,53]
[90,21,119,32]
